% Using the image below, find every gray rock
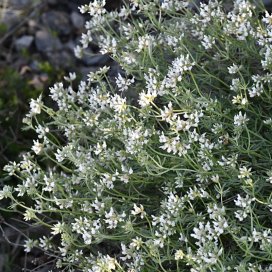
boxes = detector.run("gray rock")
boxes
[10,0,32,9]
[64,40,76,52]
[35,30,62,52]
[35,266,55,272]
[47,0,57,5]
[0,254,8,272]
[70,11,85,30]
[108,62,123,78]
[41,11,71,36]
[46,50,75,69]
[0,10,22,30]
[15,35,34,51]
[82,52,111,66]
[263,0,272,5]
[262,0,272,10]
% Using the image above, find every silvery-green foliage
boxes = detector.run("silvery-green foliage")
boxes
[2,0,272,271]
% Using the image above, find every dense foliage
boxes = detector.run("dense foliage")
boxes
[1,0,272,271]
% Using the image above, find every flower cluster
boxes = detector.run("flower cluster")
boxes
[2,1,272,271]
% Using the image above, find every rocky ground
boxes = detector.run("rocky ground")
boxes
[0,1,122,271]
[0,0,122,84]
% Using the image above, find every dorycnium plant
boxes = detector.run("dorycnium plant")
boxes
[1,0,272,271]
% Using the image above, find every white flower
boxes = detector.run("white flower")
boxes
[80,31,93,48]
[264,118,272,125]
[262,11,272,25]
[138,89,157,107]
[39,236,52,251]
[79,0,106,16]
[120,165,133,183]
[130,237,143,250]
[99,36,117,54]
[23,209,36,221]
[104,208,126,229]
[115,73,135,92]
[175,249,185,260]
[228,64,240,74]
[234,209,248,221]
[201,35,215,49]
[232,95,248,105]
[92,255,117,272]
[74,45,83,58]
[35,125,49,139]
[51,222,65,235]
[161,0,189,11]
[238,166,252,179]
[261,45,272,69]
[109,94,127,113]
[64,72,76,81]
[131,204,146,219]
[3,162,18,176]
[164,54,195,88]
[266,170,272,183]
[100,173,116,189]
[230,78,241,92]
[136,34,155,52]
[24,238,38,253]
[55,149,65,162]
[160,102,174,123]
[159,133,190,156]
[234,194,254,208]
[49,82,65,101]
[31,140,44,155]
[0,185,13,200]
[29,95,43,116]
[233,111,249,126]
[43,173,55,192]
[94,141,107,155]
[191,221,214,245]
[224,1,254,40]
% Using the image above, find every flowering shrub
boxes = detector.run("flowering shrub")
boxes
[2,0,272,271]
